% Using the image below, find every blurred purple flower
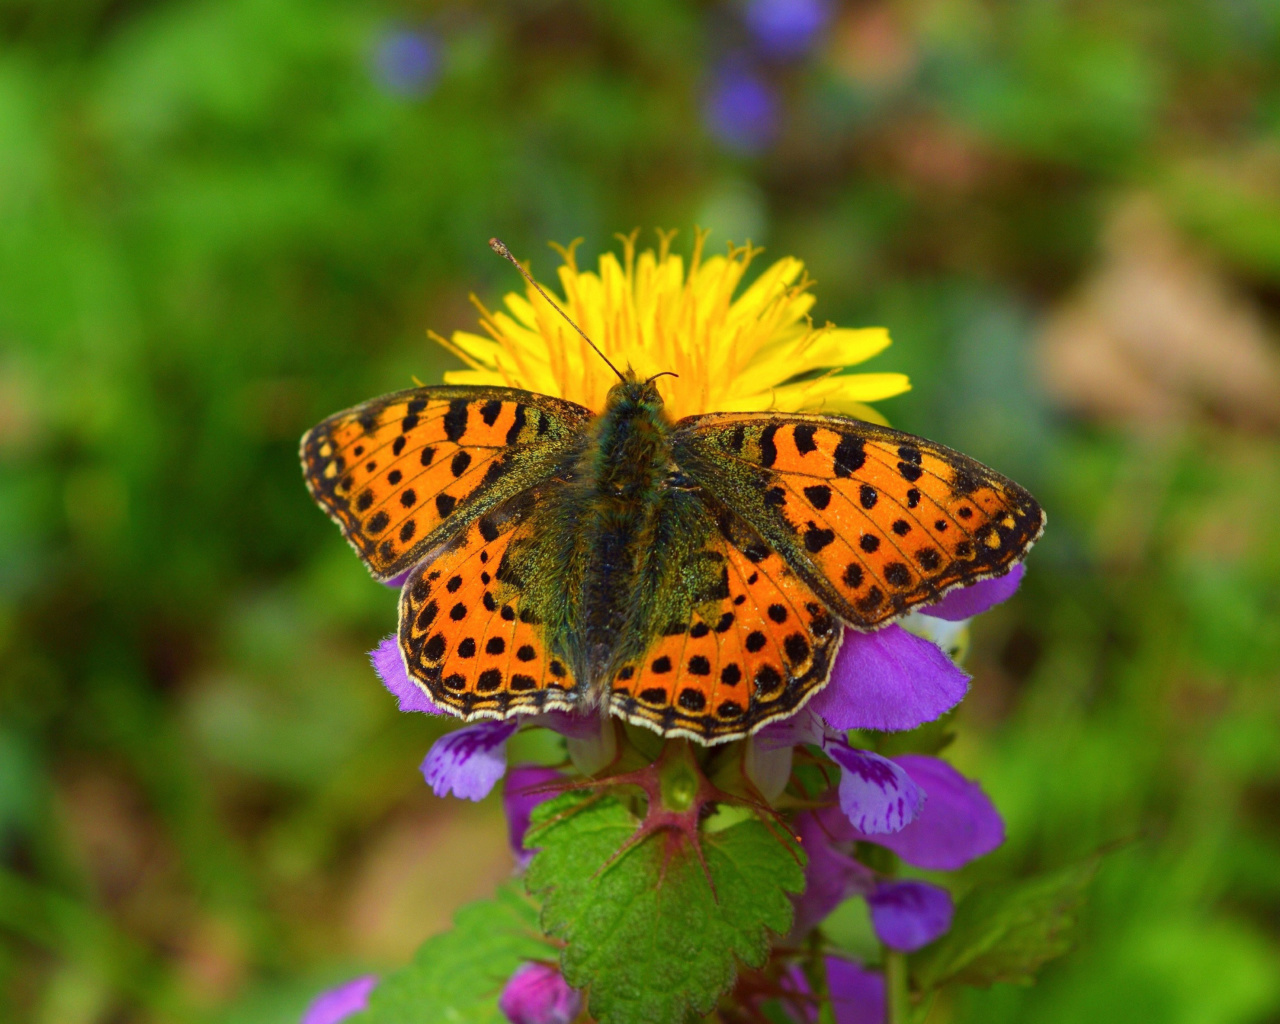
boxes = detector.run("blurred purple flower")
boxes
[776,957,884,1024]
[704,63,779,154]
[499,962,582,1024]
[827,957,886,1024]
[372,29,440,97]
[866,879,953,951]
[811,625,971,733]
[504,765,564,867]
[301,975,377,1024]
[923,563,1025,621]
[744,0,832,59]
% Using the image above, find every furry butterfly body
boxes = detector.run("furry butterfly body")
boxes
[302,374,1043,744]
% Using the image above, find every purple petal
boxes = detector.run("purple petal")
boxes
[371,636,446,715]
[792,811,875,937]
[867,880,953,952]
[381,568,413,589]
[755,707,827,751]
[923,564,1025,622]
[420,720,518,801]
[851,756,1004,871]
[504,765,564,867]
[530,710,605,740]
[826,743,923,834]
[826,958,886,1024]
[810,625,970,732]
[499,962,582,1024]
[301,975,377,1024]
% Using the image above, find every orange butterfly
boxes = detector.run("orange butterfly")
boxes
[302,247,1043,744]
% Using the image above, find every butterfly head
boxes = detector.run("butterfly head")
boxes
[605,370,678,415]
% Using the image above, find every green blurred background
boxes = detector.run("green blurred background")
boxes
[3,0,1280,1021]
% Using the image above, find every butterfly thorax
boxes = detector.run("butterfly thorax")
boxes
[562,375,679,688]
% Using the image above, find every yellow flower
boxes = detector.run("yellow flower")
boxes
[432,230,910,422]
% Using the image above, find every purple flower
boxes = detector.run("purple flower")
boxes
[792,755,1002,951]
[826,957,886,1024]
[704,63,779,154]
[842,755,1004,870]
[810,625,970,733]
[372,29,440,97]
[421,719,520,801]
[499,962,582,1024]
[776,958,884,1024]
[921,564,1025,622]
[744,0,832,59]
[866,879,953,951]
[372,635,446,714]
[807,566,1026,734]
[372,637,600,801]
[301,975,377,1024]
[504,765,564,867]
[825,742,923,834]
[792,811,875,937]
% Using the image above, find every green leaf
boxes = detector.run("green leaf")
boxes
[911,856,1100,990]
[525,793,805,1024]
[357,885,547,1024]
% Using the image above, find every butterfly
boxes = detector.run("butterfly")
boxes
[301,371,1044,745]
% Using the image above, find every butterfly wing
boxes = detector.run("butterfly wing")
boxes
[670,413,1044,630]
[599,493,842,744]
[301,386,591,582]
[397,485,582,720]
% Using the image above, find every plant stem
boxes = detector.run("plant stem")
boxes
[885,948,909,1024]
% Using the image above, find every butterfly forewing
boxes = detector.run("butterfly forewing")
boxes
[607,505,842,743]
[398,489,580,719]
[672,414,1044,630]
[301,386,591,581]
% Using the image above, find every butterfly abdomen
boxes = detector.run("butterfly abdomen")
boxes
[566,390,677,686]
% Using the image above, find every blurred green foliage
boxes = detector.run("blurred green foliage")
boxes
[2,0,1280,1021]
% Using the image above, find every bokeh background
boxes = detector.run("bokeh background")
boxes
[4,0,1280,1021]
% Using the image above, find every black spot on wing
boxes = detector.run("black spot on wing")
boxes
[444,400,468,442]
[834,433,866,477]
[759,424,780,467]
[793,424,817,454]
[504,404,527,445]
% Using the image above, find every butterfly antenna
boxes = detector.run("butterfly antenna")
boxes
[489,238,625,383]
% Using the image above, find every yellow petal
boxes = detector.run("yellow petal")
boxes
[715,373,911,413]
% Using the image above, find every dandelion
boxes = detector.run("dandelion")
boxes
[434,230,908,420]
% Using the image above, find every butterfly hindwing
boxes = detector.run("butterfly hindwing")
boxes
[398,488,580,720]
[671,413,1044,629]
[607,500,842,743]
[301,386,591,581]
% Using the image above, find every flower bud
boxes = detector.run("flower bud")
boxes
[499,962,582,1024]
